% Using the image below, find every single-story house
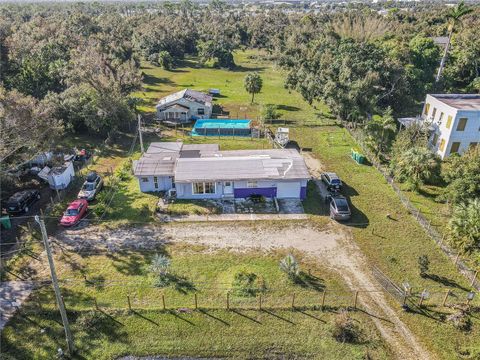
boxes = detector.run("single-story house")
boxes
[156,89,213,123]
[133,142,310,199]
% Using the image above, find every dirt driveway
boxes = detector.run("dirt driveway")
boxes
[56,221,430,360]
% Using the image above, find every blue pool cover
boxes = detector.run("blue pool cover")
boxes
[192,119,251,136]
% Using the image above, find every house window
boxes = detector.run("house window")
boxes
[141,178,149,182]
[438,112,444,125]
[469,142,478,149]
[192,182,216,194]
[457,118,467,131]
[446,115,453,129]
[439,138,446,152]
[198,108,205,115]
[154,177,159,189]
[432,107,437,119]
[432,133,439,147]
[450,142,461,154]
[247,181,258,188]
[424,103,430,115]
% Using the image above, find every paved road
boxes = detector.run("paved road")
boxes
[0,281,34,329]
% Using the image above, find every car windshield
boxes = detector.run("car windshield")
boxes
[331,179,341,184]
[83,182,95,191]
[334,198,349,212]
[65,209,79,216]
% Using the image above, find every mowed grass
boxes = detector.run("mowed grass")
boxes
[1,246,392,360]
[133,50,332,125]
[291,126,480,359]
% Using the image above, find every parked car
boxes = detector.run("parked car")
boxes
[329,195,351,221]
[6,190,41,215]
[77,172,103,201]
[321,172,343,191]
[60,199,88,227]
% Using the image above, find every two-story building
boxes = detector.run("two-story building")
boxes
[420,94,480,159]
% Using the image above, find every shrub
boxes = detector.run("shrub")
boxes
[150,254,171,287]
[448,199,480,253]
[76,310,108,329]
[331,310,361,343]
[447,308,472,332]
[418,255,430,277]
[232,270,266,297]
[279,254,299,280]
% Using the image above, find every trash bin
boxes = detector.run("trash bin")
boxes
[358,155,365,164]
[0,215,12,229]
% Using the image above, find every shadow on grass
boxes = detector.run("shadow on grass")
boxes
[199,309,230,326]
[231,309,262,324]
[277,104,301,112]
[262,309,295,324]
[293,272,325,292]
[425,273,471,292]
[132,310,160,326]
[168,309,196,326]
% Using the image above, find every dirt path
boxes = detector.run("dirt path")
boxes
[57,221,430,360]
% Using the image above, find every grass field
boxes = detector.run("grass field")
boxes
[132,50,333,125]
[1,246,391,360]
[4,49,480,360]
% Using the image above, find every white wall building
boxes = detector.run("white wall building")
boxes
[156,89,213,123]
[421,94,480,159]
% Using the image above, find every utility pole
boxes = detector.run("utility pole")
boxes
[138,114,145,154]
[35,216,75,355]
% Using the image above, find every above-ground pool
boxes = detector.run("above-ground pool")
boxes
[192,119,251,136]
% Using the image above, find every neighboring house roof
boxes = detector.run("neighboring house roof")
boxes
[429,94,480,111]
[162,103,190,111]
[432,36,449,48]
[133,143,309,181]
[156,89,213,110]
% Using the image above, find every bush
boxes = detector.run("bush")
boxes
[149,254,171,288]
[232,270,266,297]
[279,254,300,280]
[331,310,361,343]
[76,310,108,329]
[447,308,472,332]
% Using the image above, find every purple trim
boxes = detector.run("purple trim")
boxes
[234,187,277,198]
[300,186,307,200]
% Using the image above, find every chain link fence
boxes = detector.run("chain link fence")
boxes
[347,128,479,291]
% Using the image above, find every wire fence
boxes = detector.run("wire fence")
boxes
[347,128,479,291]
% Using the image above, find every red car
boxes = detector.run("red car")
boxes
[60,199,88,227]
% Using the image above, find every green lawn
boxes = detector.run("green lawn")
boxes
[1,247,391,360]
[133,50,333,125]
[290,125,480,359]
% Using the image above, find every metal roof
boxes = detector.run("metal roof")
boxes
[430,94,480,111]
[133,143,310,181]
[156,89,213,109]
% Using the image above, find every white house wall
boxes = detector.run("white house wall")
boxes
[423,95,480,159]
[157,97,212,121]
[137,176,173,192]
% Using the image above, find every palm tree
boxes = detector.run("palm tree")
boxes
[244,72,263,103]
[279,254,299,279]
[365,107,397,156]
[435,1,473,82]
[448,199,480,252]
[395,147,440,190]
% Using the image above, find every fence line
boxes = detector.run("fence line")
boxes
[346,128,479,291]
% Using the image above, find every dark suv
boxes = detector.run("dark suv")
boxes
[321,172,343,191]
[6,190,41,215]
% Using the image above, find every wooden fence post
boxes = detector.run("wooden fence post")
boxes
[454,253,461,265]
[442,290,450,307]
[353,291,359,309]
[471,271,478,288]
[162,294,166,310]
[291,293,295,310]
[127,295,132,311]
[194,293,198,310]
[226,292,230,310]
[259,295,262,310]
[94,298,99,311]
[321,291,326,310]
